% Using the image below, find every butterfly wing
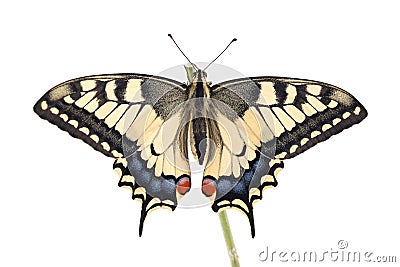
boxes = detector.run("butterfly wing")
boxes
[212,76,368,159]
[34,74,191,235]
[208,76,367,236]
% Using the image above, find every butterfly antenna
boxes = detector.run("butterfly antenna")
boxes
[168,34,198,71]
[203,38,237,71]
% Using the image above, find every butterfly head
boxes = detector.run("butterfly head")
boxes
[192,69,208,82]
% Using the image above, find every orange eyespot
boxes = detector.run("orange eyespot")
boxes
[202,179,216,197]
[176,178,191,195]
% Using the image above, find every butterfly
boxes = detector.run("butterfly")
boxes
[33,36,367,237]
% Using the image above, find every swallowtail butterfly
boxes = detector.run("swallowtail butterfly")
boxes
[33,37,367,237]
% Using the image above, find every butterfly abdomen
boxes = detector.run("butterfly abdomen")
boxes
[188,117,222,165]
[191,118,207,162]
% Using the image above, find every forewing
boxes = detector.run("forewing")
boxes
[212,76,368,159]
[34,74,188,157]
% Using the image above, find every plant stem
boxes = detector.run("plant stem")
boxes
[184,63,240,267]
[218,211,240,267]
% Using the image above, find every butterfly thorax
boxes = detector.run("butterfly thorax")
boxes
[188,70,211,99]
[186,70,220,165]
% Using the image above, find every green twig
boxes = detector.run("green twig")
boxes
[184,63,240,267]
[218,211,240,267]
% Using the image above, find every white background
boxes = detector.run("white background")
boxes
[1,1,399,266]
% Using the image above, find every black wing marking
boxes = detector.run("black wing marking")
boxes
[209,76,367,236]
[34,74,191,235]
